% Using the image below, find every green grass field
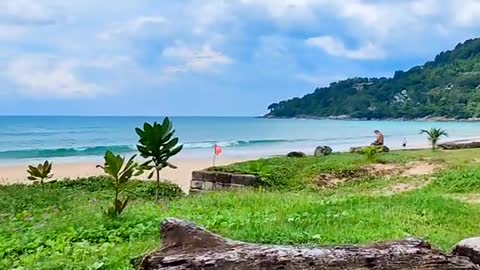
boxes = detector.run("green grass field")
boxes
[3,149,480,269]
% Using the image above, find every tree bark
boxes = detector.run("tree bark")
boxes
[438,140,480,150]
[139,218,479,270]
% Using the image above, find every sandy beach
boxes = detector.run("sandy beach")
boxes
[0,135,471,192]
[0,156,255,192]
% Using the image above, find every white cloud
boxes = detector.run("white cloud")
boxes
[97,16,167,40]
[239,0,320,22]
[410,0,439,16]
[452,0,480,27]
[162,44,233,74]
[0,0,58,25]
[0,25,26,40]
[236,0,480,57]
[6,56,102,98]
[306,35,385,60]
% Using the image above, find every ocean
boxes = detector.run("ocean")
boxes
[1,116,480,164]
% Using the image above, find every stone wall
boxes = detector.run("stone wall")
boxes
[190,170,258,193]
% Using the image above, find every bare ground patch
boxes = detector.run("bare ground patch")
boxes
[314,162,443,189]
[446,194,480,204]
[401,162,442,177]
[378,180,432,196]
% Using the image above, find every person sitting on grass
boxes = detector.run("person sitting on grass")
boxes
[371,130,384,146]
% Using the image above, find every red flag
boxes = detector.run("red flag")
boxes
[214,144,222,156]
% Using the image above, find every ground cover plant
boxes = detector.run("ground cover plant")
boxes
[2,149,480,269]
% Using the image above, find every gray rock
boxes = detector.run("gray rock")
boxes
[190,180,204,190]
[215,173,232,184]
[231,174,257,186]
[191,170,231,183]
[287,151,306,158]
[453,237,480,265]
[203,181,214,191]
[314,146,333,156]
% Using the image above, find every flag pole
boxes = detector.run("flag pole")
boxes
[212,144,217,167]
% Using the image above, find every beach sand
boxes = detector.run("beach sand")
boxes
[0,157,255,193]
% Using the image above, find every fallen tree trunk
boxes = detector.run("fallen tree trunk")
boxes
[139,218,479,270]
[439,141,480,150]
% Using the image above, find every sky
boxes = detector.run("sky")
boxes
[1,0,480,116]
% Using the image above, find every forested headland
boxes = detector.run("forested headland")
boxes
[266,38,480,120]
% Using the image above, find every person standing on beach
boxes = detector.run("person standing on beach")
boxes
[402,137,407,148]
[371,130,384,146]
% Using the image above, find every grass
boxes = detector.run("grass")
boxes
[3,149,480,269]
[212,153,373,188]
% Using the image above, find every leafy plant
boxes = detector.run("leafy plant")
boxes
[97,151,142,217]
[136,118,183,200]
[27,161,53,190]
[420,128,448,151]
[362,146,381,163]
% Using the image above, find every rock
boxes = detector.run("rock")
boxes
[453,237,480,265]
[350,145,390,153]
[287,151,306,158]
[139,218,480,270]
[190,171,258,192]
[314,146,333,156]
[231,174,257,186]
[190,180,204,190]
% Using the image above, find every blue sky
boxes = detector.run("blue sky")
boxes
[1,0,480,116]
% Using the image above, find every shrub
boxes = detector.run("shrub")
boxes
[428,166,480,193]
[136,118,183,200]
[362,146,381,163]
[27,160,54,190]
[97,151,142,217]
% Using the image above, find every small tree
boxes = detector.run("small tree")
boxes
[27,161,53,190]
[136,118,183,200]
[420,128,448,151]
[97,151,142,217]
[363,146,381,163]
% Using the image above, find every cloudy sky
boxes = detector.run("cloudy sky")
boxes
[1,0,480,116]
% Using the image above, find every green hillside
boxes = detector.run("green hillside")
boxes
[266,38,480,120]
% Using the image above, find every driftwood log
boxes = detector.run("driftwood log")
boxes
[139,218,479,270]
[439,140,480,150]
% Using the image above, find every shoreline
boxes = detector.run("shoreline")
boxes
[261,115,480,122]
[1,136,476,191]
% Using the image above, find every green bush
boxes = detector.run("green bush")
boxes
[136,118,183,200]
[362,146,381,163]
[0,177,183,214]
[26,160,54,190]
[97,151,144,217]
[427,166,480,193]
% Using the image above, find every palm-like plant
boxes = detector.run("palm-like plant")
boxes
[420,128,448,151]
[363,146,381,163]
[27,161,53,190]
[136,118,183,200]
[97,151,142,217]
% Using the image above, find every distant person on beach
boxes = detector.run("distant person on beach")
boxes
[371,130,384,146]
[402,137,407,148]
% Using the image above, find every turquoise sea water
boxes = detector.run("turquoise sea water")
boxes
[1,116,480,164]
